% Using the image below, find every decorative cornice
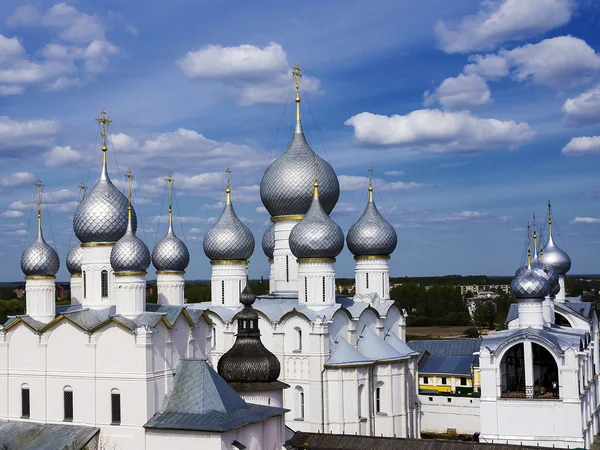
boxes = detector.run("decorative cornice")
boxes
[114,271,147,277]
[156,270,185,275]
[297,257,336,264]
[81,242,115,248]
[271,215,304,222]
[25,275,56,280]
[210,260,248,266]
[354,255,390,261]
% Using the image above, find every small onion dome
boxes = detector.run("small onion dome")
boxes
[346,184,397,256]
[110,218,150,273]
[262,223,275,259]
[66,244,83,275]
[203,188,254,261]
[260,121,340,217]
[511,267,551,299]
[542,232,571,275]
[73,161,137,244]
[217,285,281,383]
[531,256,560,296]
[21,228,60,277]
[289,181,344,259]
[152,221,190,272]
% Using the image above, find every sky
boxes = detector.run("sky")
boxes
[1,0,600,281]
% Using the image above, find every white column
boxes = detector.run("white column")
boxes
[114,273,146,318]
[272,218,301,294]
[25,277,56,323]
[297,259,336,309]
[524,340,534,398]
[354,256,390,300]
[556,274,566,302]
[70,275,82,306]
[157,272,185,306]
[518,298,545,329]
[542,296,555,326]
[80,244,114,309]
[268,258,275,294]
[210,261,247,307]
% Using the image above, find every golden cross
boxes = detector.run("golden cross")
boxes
[314,157,319,182]
[292,63,302,99]
[225,168,231,190]
[166,173,173,221]
[95,109,112,151]
[79,181,86,201]
[35,178,44,226]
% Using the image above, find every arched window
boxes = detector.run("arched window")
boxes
[322,277,325,302]
[294,327,302,352]
[212,324,217,348]
[382,273,385,297]
[375,383,383,413]
[286,255,289,283]
[295,386,305,419]
[304,277,308,302]
[83,272,86,299]
[366,273,369,289]
[221,280,225,304]
[358,384,365,418]
[64,386,73,421]
[111,389,121,425]
[101,270,108,298]
[21,384,30,418]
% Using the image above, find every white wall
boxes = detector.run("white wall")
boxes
[419,395,480,434]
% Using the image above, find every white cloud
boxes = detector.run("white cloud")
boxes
[431,210,488,222]
[42,2,105,44]
[0,34,25,63]
[571,217,600,224]
[176,42,321,105]
[188,227,203,234]
[464,54,510,80]
[0,85,24,96]
[0,172,34,187]
[345,110,534,153]
[6,5,41,27]
[561,136,600,155]
[562,84,600,126]
[0,116,57,149]
[384,170,403,176]
[338,175,424,192]
[1,210,23,218]
[333,202,359,214]
[43,145,82,167]
[151,215,217,225]
[382,181,424,191]
[256,206,268,214]
[435,0,573,54]
[424,73,491,110]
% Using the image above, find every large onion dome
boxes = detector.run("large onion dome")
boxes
[511,266,551,299]
[66,244,83,275]
[218,285,281,384]
[262,223,275,259]
[73,160,137,244]
[531,254,560,296]
[289,180,344,259]
[260,120,340,217]
[542,232,571,275]
[152,220,190,273]
[347,182,397,256]
[110,208,150,273]
[21,228,60,277]
[203,186,255,261]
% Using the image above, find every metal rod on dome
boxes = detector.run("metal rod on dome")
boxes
[292,63,302,122]
[368,167,374,202]
[527,222,531,266]
[548,200,553,234]
[35,178,43,233]
[166,174,173,227]
[533,213,537,257]
[125,169,134,221]
[225,168,231,204]
[313,157,319,197]
[79,181,86,201]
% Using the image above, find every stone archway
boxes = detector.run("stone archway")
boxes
[532,343,559,398]
[500,343,525,397]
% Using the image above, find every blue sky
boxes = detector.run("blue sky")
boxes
[1,0,600,281]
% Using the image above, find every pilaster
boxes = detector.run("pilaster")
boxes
[354,255,391,300]
[114,273,146,318]
[157,272,185,306]
[210,261,246,307]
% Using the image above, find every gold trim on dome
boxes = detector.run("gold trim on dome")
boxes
[81,242,115,248]
[271,215,304,222]
[71,274,82,278]
[25,275,56,280]
[157,270,185,275]
[354,255,390,261]
[297,257,336,264]
[210,259,248,266]
[114,271,147,277]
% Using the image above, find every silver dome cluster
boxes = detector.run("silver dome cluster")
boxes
[66,244,83,275]
[262,222,275,259]
[531,256,560,297]
[347,184,397,257]
[289,181,344,259]
[260,122,340,218]
[511,267,551,299]
[21,229,60,277]
[152,223,190,273]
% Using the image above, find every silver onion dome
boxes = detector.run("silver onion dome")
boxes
[511,267,551,299]
[73,162,137,243]
[66,244,83,275]
[542,233,571,275]
[21,228,60,277]
[347,185,397,256]
[262,223,275,259]
[152,222,190,272]
[203,189,255,261]
[289,182,344,259]
[260,121,340,217]
[531,256,559,296]
[110,219,150,273]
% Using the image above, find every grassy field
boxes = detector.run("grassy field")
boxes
[406,326,476,339]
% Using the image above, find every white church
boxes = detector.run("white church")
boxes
[0,66,420,450]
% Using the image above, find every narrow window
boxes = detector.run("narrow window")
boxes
[286,255,289,283]
[221,280,225,304]
[239,279,241,296]
[366,273,369,289]
[358,385,364,418]
[460,377,467,386]
[212,325,217,348]
[423,376,429,384]
[299,390,305,419]
[322,277,326,302]
[83,272,86,299]
[295,327,302,352]
[21,386,30,418]
[304,277,308,302]
[441,377,447,385]
[382,273,385,296]
[64,387,73,421]
[111,390,121,425]
[101,270,108,298]
[375,387,381,413]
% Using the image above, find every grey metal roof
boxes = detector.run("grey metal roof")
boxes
[357,326,406,362]
[506,300,595,324]
[407,339,481,357]
[419,355,474,376]
[384,330,419,357]
[481,327,583,355]
[145,358,286,432]
[326,337,375,367]
[0,421,99,450]
[505,303,518,324]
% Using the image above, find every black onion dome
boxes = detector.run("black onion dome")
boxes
[218,285,280,383]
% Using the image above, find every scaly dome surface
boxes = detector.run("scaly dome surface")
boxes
[152,221,190,272]
[21,228,60,277]
[542,233,571,275]
[531,256,559,296]
[73,162,137,243]
[110,218,150,273]
[511,267,551,299]
[260,122,339,217]
[347,185,397,256]
[289,182,344,259]
[66,244,83,275]
[217,285,281,383]
[262,223,275,259]
[203,189,255,261]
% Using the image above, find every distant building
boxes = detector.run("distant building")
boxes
[460,284,510,296]
[13,285,24,298]
[336,284,355,294]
